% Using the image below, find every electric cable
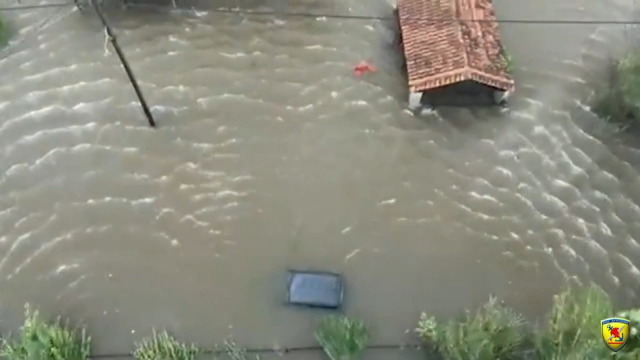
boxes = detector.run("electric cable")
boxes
[1,2,640,25]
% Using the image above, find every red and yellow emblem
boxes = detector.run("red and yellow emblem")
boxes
[601,317,630,352]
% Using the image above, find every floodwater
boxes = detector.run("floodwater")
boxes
[0,0,640,358]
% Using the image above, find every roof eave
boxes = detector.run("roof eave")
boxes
[409,68,514,93]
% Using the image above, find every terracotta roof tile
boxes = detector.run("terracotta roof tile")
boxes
[396,0,514,92]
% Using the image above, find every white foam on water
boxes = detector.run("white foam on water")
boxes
[5,123,98,153]
[467,191,501,205]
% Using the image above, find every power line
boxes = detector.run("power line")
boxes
[0,2,73,11]
[0,3,74,62]
[123,2,640,25]
[1,2,640,25]
[207,9,640,25]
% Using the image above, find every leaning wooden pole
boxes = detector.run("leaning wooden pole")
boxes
[89,0,156,128]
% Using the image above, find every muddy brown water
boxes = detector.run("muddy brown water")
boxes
[0,0,640,357]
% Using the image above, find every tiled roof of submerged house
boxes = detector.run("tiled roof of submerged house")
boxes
[396,0,514,92]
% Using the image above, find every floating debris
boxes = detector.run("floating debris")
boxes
[344,249,361,263]
[352,61,377,77]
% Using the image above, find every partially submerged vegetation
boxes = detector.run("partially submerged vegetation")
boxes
[417,296,527,359]
[0,304,90,360]
[499,45,514,74]
[592,50,640,131]
[133,330,199,360]
[417,284,640,359]
[315,315,369,360]
[0,13,10,48]
[533,285,613,359]
[0,309,257,360]
[0,308,369,360]
[2,285,638,360]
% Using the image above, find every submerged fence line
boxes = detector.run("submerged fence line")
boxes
[88,343,423,358]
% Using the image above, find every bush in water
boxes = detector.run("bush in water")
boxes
[500,46,514,74]
[416,296,528,360]
[0,14,9,47]
[417,284,640,360]
[133,330,199,360]
[0,304,91,360]
[6,287,640,360]
[592,51,640,131]
[534,285,615,360]
[616,309,640,351]
[315,315,370,360]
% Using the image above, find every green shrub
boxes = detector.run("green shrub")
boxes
[416,296,527,360]
[0,15,4,43]
[616,51,640,112]
[0,304,91,360]
[417,285,640,360]
[133,330,199,360]
[615,309,640,355]
[534,284,613,360]
[500,46,514,73]
[0,14,9,47]
[314,315,369,360]
[592,51,640,130]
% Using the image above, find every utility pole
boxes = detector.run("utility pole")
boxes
[85,0,157,128]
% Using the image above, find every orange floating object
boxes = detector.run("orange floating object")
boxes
[352,61,377,77]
